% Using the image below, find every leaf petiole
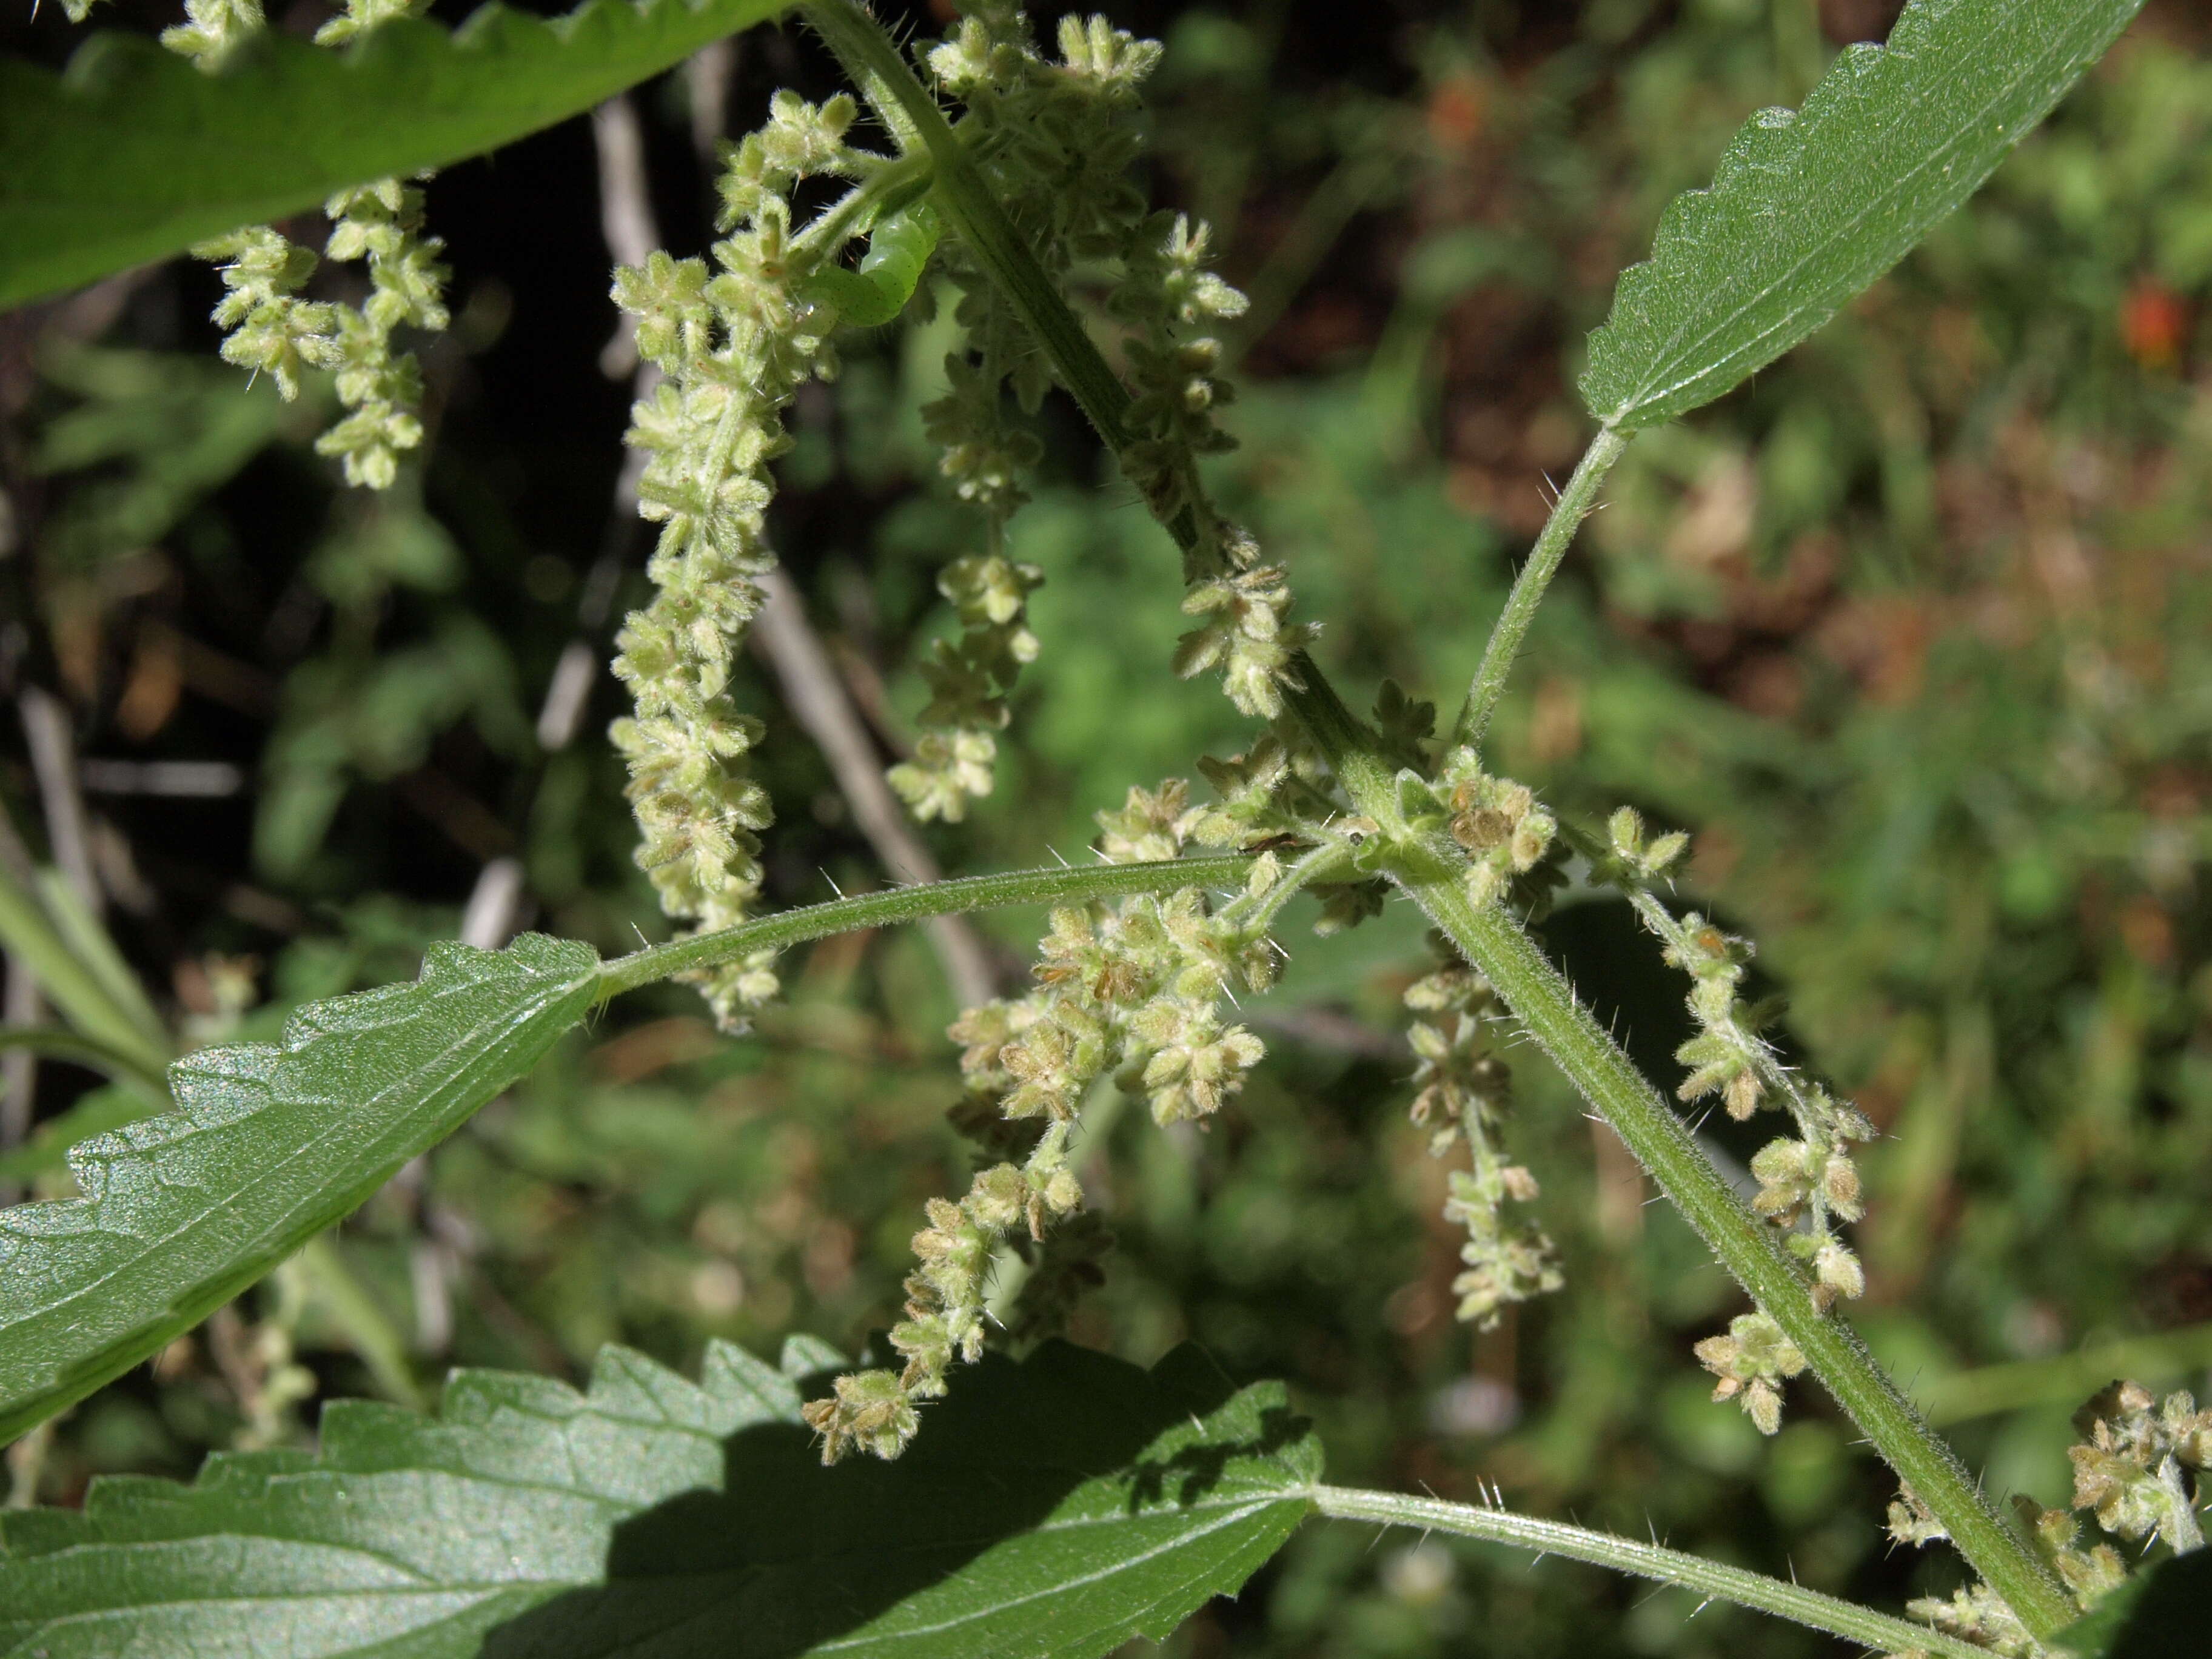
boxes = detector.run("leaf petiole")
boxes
[1312,1484,1989,1659]
[595,856,1256,999]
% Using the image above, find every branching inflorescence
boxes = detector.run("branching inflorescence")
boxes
[885,3,1295,820]
[803,783,1297,1461]
[608,88,868,1027]
[153,0,452,487]
[1573,806,1878,1428]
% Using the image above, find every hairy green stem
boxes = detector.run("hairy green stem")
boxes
[802,0,1136,452]
[1277,569,2071,1640]
[1224,842,1355,933]
[791,147,936,265]
[1452,426,1627,754]
[595,856,1252,998]
[786,4,2069,1631]
[1312,1486,1988,1659]
[1390,877,2073,1636]
[1275,683,2067,1631]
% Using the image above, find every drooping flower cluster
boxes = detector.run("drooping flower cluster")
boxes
[195,179,449,488]
[312,179,451,488]
[1403,949,1563,1328]
[882,4,1308,823]
[805,783,1285,1462]
[1587,806,1875,1432]
[200,181,453,491]
[873,8,1151,814]
[170,0,447,489]
[885,553,1043,822]
[608,93,867,1027]
[1691,1311,1806,1437]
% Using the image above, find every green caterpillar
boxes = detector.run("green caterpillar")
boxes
[804,199,941,327]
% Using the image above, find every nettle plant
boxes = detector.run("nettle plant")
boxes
[0,0,2200,1652]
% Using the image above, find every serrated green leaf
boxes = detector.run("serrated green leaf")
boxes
[2050,1551,2212,1659]
[0,933,600,1444]
[1579,0,2144,431]
[0,0,794,313]
[0,1338,1319,1658]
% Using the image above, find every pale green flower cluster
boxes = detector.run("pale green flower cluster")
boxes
[1894,1581,2036,1659]
[885,5,1309,822]
[1439,750,1560,911]
[1403,953,1563,1328]
[608,92,865,1027]
[1691,1311,1806,1436]
[159,0,263,64]
[806,783,1284,1462]
[195,181,448,489]
[1596,807,1877,1316]
[1575,806,1878,1433]
[878,6,1160,816]
[885,553,1043,822]
[313,180,451,489]
[1890,1378,2207,1655]
[167,0,446,489]
[2065,1379,2211,1550]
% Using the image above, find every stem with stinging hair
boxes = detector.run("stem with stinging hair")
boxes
[795,0,2071,1637]
[1282,671,2074,1636]
[1311,1485,1993,1659]
[1451,425,1627,754]
[595,855,1252,999]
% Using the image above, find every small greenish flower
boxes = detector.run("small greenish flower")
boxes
[801,1368,920,1464]
[1096,779,1202,864]
[1902,1583,2035,1658]
[2011,1498,2131,1606]
[1403,943,1561,1330]
[161,0,265,65]
[312,0,427,44]
[1887,1482,1949,1547]
[1128,999,1265,1124]
[1694,1312,1806,1435]
[2070,1380,2211,1547]
[196,228,341,402]
[1174,565,1313,719]
[1435,752,1557,908]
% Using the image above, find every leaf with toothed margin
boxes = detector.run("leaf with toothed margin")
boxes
[0,932,600,1444]
[1578,0,2144,431]
[0,0,794,312]
[0,1338,1319,1659]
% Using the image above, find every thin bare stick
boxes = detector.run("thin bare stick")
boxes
[593,93,657,379]
[685,38,737,163]
[18,688,98,913]
[753,567,1000,1008]
[0,810,36,1195]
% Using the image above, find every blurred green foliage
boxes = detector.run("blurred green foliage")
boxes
[0,1,2207,1655]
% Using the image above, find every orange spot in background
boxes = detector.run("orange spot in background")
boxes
[2121,278,2190,372]
[1426,76,1487,150]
